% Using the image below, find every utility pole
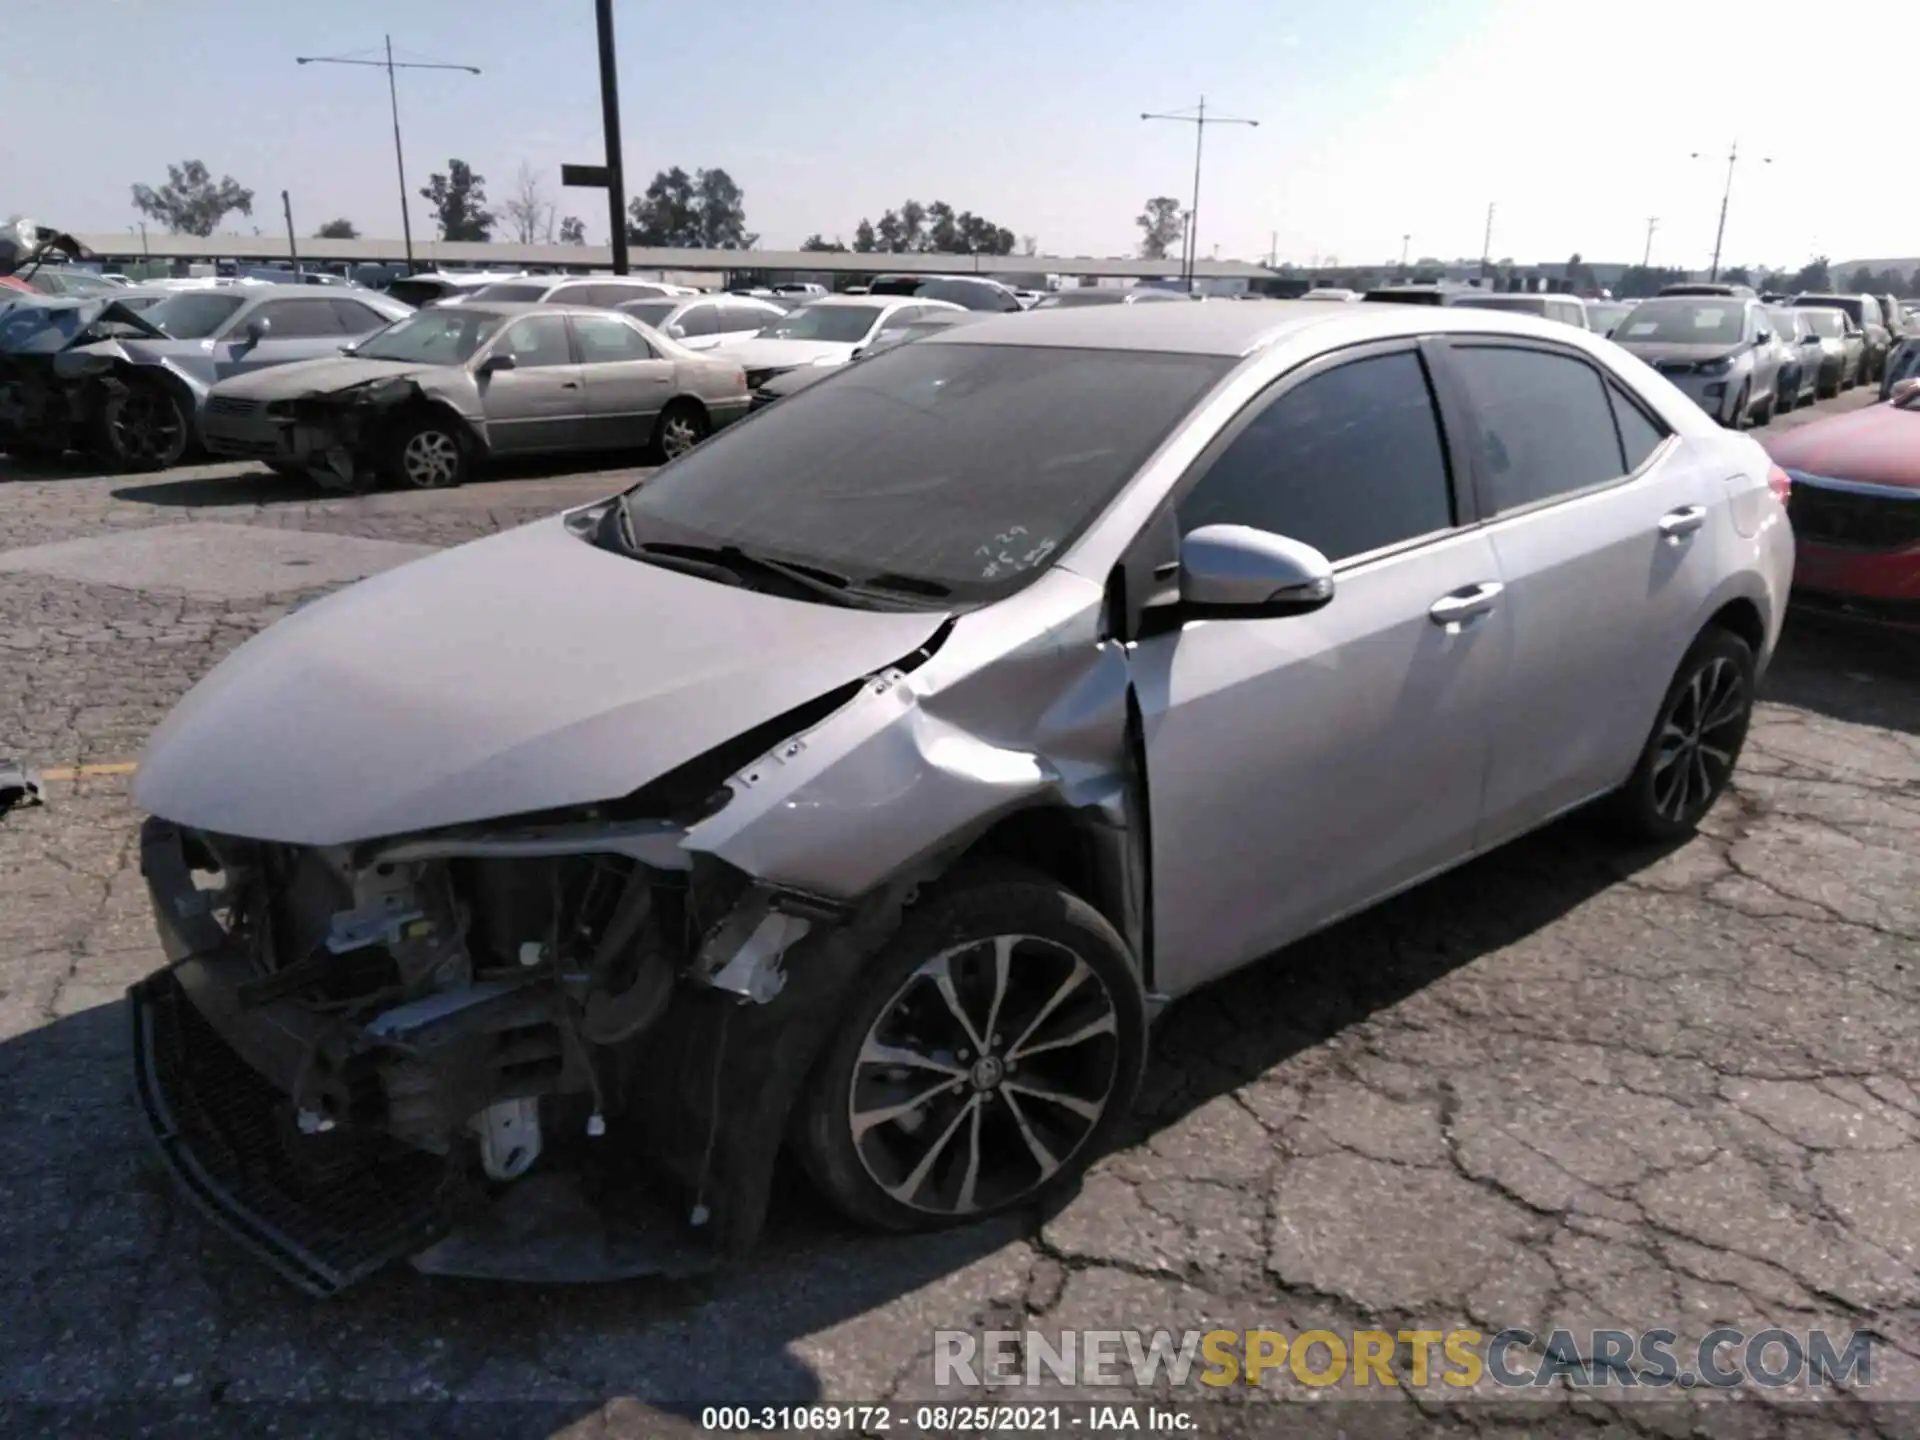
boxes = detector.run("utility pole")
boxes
[1400,233,1411,268]
[1141,97,1259,293]
[297,36,481,273]
[1643,216,1659,268]
[282,191,300,278]
[1481,202,1496,277]
[1269,231,1277,268]
[1692,142,1770,282]
[595,0,629,276]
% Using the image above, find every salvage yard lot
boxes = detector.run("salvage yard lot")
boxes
[1,393,1916,1435]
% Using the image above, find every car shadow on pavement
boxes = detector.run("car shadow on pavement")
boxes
[110,455,657,510]
[1761,616,1920,736]
[0,809,1683,1434]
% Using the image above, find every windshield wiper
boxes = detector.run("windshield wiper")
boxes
[635,541,866,605]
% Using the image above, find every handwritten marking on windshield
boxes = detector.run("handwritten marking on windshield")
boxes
[976,526,1058,580]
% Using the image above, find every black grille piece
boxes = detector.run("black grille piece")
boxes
[131,969,460,1296]
[1789,483,1920,552]
[204,395,263,417]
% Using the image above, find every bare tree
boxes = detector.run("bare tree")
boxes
[1019,235,1039,256]
[502,163,554,245]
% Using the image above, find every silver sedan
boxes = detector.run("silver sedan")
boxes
[130,301,1792,1290]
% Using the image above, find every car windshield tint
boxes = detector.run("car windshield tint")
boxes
[757,305,885,343]
[621,301,679,328]
[1803,310,1844,337]
[470,283,550,302]
[1801,298,1864,325]
[1766,310,1797,336]
[1587,304,1631,332]
[1036,291,1120,308]
[1614,302,1745,345]
[141,292,246,339]
[620,343,1233,605]
[355,308,506,364]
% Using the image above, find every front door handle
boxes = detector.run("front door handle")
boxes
[1428,581,1504,628]
[561,381,580,390]
[1658,505,1706,540]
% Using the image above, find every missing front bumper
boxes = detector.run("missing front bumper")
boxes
[130,968,462,1296]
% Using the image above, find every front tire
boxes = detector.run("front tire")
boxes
[99,379,191,471]
[1606,628,1756,841]
[382,413,467,489]
[1722,381,1750,429]
[1752,390,1775,427]
[794,869,1147,1232]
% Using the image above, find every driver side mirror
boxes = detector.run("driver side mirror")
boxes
[339,340,360,356]
[665,323,686,339]
[1178,525,1335,619]
[241,316,270,345]
[1754,330,1772,344]
[478,352,517,375]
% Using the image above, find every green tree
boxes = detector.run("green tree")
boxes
[419,160,495,241]
[853,198,1016,256]
[852,219,877,253]
[1723,264,1751,285]
[558,215,586,245]
[131,159,254,237]
[1137,196,1184,260]
[1845,265,1875,293]
[1792,257,1832,292]
[626,166,754,248]
[313,218,359,240]
[801,234,847,252]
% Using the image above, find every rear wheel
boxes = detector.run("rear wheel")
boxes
[1752,390,1775,426]
[794,869,1147,1232]
[654,400,709,461]
[1605,628,1756,841]
[1723,381,1750,428]
[99,379,191,471]
[382,413,467,489]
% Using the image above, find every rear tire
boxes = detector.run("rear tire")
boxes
[1604,627,1756,842]
[1752,391,1775,427]
[1722,382,1750,429]
[793,868,1147,1233]
[653,399,709,462]
[382,413,467,490]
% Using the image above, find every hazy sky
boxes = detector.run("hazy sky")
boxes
[11,0,1918,268]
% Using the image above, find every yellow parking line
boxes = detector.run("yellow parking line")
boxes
[37,762,140,782]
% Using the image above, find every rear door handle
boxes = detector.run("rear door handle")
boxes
[1658,505,1706,539]
[1428,581,1504,627]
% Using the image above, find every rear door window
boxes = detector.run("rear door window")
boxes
[675,304,718,337]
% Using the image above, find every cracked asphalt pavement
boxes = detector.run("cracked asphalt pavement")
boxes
[1,395,1915,1439]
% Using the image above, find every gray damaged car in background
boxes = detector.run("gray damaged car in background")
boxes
[127,302,1789,1294]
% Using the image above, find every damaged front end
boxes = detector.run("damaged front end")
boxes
[0,306,174,463]
[131,801,913,1294]
[217,378,481,492]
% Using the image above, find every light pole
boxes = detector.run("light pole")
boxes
[1141,97,1259,293]
[297,36,480,272]
[1691,143,1770,282]
[1643,216,1659,268]
[1400,233,1410,268]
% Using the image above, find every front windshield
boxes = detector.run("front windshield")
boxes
[618,342,1233,605]
[620,300,679,328]
[1614,301,1746,345]
[355,307,506,364]
[0,305,92,353]
[756,304,886,344]
[1802,309,1844,338]
[1766,309,1798,338]
[141,292,246,339]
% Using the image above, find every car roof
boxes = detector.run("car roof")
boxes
[923,297,1617,357]
[801,294,909,307]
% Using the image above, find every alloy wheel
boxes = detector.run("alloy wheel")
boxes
[110,388,185,467]
[1651,656,1747,823]
[847,935,1122,1217]
[400,429,460,488]
[661,412,703,459]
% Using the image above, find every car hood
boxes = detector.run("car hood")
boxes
[713,337,857,368]
[1762,403,1920,490]
[1612,340,1747,365]
[208,354,448,401]
[133,513,950,847]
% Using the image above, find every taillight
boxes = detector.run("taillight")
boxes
[1767,465,1792,504]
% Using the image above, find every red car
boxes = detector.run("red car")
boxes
[1763,388,1920,628]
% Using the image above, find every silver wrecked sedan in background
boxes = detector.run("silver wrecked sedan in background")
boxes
[128,301,1791,1293]
[200,302,750,490]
